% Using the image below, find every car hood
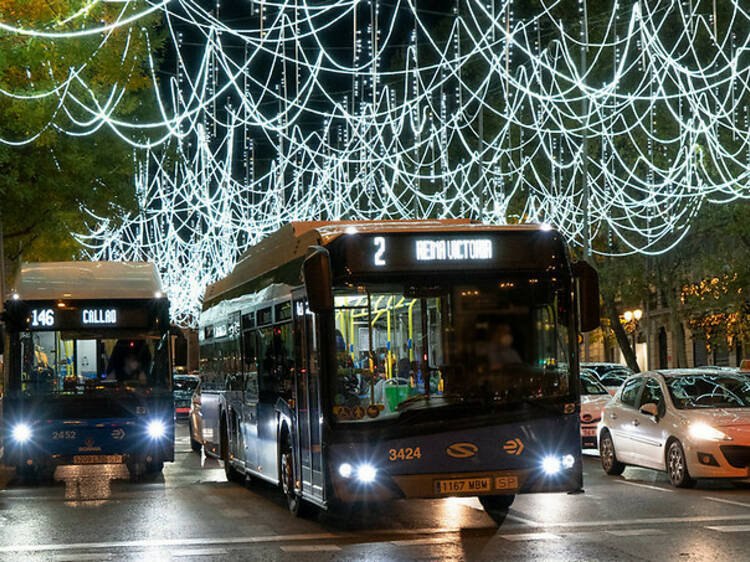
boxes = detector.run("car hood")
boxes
[688,408,750,428]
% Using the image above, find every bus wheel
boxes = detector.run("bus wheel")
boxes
[479,495,515,524]
[145,460,164,474]
[280,439,308,517]
[189,421,202,453]
[221,418,244,484]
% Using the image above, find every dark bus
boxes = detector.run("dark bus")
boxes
[197,220,599,518]
[0,262,174,481]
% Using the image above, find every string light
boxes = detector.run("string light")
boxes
[1,1,748,324]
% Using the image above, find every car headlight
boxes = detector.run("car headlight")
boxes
[688,422,730,441]
[147,420,167,439]
[12,423,32,443]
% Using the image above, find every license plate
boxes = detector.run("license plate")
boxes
[435,477,492,494]
[581,428,597,437]
[73,455,123,465]
[494,475,519,490]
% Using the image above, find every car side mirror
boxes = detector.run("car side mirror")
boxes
[572,261,601,332]
[639,402,659,419]
[303,246,334,314]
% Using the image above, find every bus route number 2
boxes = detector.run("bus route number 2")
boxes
[388,447,422,461]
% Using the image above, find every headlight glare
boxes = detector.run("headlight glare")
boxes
[356,463,377,483]
[338,463,353,478]
[542,456,561,475]
[689,422,730,441]
[12,423,32,443]
[147,420,167,439]
[562,454,576,469]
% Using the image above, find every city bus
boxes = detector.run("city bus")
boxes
[1,262,174,481]
[197,220,600,518]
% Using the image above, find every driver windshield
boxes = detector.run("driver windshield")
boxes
[332,279,572,423]
[14,330,170,395]
[667,373,750,409]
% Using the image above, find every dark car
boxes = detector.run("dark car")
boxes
[173,374,200,420]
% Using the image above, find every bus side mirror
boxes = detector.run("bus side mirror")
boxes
[303,246,334,313]
[572,261,600,332]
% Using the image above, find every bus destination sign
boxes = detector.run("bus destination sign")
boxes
[415,238,493,262]
[82,308,118,325]
[19,302,155,331]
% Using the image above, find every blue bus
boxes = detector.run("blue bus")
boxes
[196,220,599,518]
[1,262,174,481]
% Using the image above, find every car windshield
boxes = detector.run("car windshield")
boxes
[667,373,750,409]
[14,329,170,396]
[581,372,608,395]
[174,376,199,393]
[331,279,572,423]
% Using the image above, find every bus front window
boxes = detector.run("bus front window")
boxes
[332,280,571,423]
[16,330,170,395]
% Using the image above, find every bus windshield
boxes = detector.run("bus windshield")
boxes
[13,329,170,396]
[332,279,572,423]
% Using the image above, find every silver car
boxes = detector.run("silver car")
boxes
[598,369,750,487]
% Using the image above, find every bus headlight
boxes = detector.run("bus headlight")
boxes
[542,456,561,475]
[338,463,353,478]
[147,420,167,439]
[542,454,576,475]
[356,464,377,483]
[12,423,32,443]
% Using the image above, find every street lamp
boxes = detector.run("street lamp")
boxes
[623,308,643,353]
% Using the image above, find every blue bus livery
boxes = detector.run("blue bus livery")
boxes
[1,262,174,481]
[196,220,600,518]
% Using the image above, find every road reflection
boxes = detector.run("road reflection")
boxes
[55,464,130,504]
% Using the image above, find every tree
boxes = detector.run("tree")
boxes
[0,1,163,285]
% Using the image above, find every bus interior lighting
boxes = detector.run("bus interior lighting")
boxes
[12,423,32,443]
[147,420,167,439]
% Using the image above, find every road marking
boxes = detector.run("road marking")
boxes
[171,548,229,557]
[705,525,750,533]
[606,529,666,537]
[280,545,341,552]
[705,496,750,509]
[615,480,672,493]
[500,532,561,541]
[52,555,110,561]
[539,513,750,529]
[0,533,339,554]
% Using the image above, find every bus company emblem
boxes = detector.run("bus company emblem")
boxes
[503,438,524,455]
[445,442,478,458]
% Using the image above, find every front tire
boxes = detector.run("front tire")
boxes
[479,495,515,524]
[599,430,626,476]
[221,417,244,484]
[667,440,696,488]
[280,436,311,517]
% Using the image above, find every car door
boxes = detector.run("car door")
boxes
[607,377,644,463]
[629,377,668,469]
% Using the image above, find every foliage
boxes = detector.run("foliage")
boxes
[0,0,163,269]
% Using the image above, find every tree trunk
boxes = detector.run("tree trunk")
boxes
[667,300,688,368]
[602,291,640,372]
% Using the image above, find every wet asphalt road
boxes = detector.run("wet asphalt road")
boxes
[1,424,750,561]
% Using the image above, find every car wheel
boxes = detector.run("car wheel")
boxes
[599,430,626,475]
[666,440,696,488]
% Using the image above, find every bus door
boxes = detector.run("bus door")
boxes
[293,295,324,501]
[241,316,258,471]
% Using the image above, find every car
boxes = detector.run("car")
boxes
[580,369,611,449]
[598,369,750,487]
[187,376,204,453]
[173,373,200,421]
[582,362,634,395]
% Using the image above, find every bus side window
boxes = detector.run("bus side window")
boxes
[243,329,259,400]
[258,327,275,394]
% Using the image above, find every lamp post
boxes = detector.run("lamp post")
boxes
[623,308,643,357]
